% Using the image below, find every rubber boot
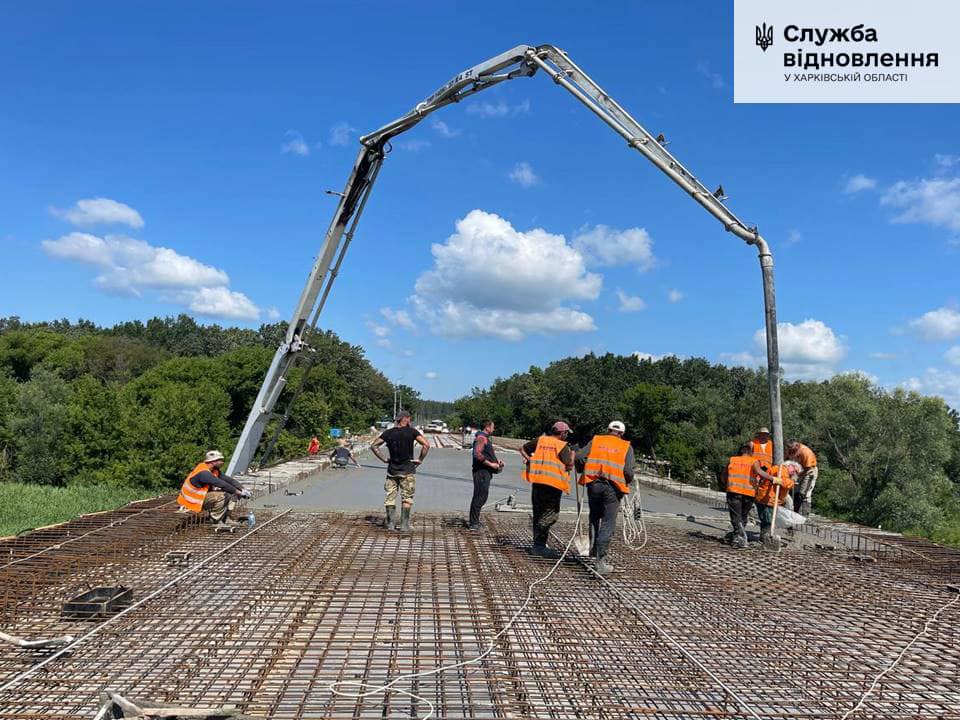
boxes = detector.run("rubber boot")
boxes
[384,505,396,530]
[398,505,411,532]
[595,557,614,575]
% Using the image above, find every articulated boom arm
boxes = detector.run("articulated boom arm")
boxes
[228,44,783,476]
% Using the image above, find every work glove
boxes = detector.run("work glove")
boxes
[239,489,252,499]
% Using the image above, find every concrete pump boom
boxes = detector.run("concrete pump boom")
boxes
[227,44,784,476]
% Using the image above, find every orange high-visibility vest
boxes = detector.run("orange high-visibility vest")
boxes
[579,434,631,494]
[755,465,795,507]
[751,439,773,467]
[725,455,757,497]
[177,461,219,513]
[523,435,571,492]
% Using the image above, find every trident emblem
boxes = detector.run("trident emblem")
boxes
[756,23,774,52]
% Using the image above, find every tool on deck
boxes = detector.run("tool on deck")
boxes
[0,630,74,651]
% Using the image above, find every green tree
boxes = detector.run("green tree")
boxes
[10,368,72,485]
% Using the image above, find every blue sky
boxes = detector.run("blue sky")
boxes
[2,2,959,405]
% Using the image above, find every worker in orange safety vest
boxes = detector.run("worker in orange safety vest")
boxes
[521,421,575,558]
[750,427,774,468]
[307,436,321,456]
[720,443,776,549]
[177,450,251,524]
[575,420,635,575]
[754,461,799,546]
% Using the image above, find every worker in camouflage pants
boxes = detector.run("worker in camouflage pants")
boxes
[371,410,431,531]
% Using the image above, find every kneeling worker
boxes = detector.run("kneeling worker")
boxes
[576,420,635,575]
[720,444,769,549]
[754,460,799,546]
[330,439,360,468]
[177,450,251,524]
[521,421,575,557]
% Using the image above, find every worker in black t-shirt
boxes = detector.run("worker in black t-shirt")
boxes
[371,410,431,531]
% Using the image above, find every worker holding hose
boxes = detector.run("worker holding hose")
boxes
[176,450,251,524]
[521,421,575,558]
[754,460,800,546]
[576,421,635,575]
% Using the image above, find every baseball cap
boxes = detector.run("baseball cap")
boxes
[608,421,626,433]
[204,450,225,462]
[396,410,412,421]
[551,421,571,434]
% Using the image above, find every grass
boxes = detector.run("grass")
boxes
[0,482,160,537]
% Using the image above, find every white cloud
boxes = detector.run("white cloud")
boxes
[466,98,531,118]
[906,306,960,341]
[843,174,877,194]
[376,337,394,350]
[902,368,960,410]
[881,177,960,232]
[508,162,539,188]
[935,154,960,170]
[401,348,415,357]
[380,307,415,330]
[734,319,847,379]
[869,351,899,360]
[366,320,390,338]
[574,225,656,271]
[398,139,431,153]
[407,209,600,341]
[424,371,438,380]
[329,122,357,146]
[50,197,144,229]
[945,346,960,366]
[281,130,310,156]
[266,307,281,320]
[696,61,724,89]
[177,287,260,321]
[667,289,683,303]
[42,231,263,321]
[430,118,461,138]
[43,233,228,293]
[785,229,802,246]
[616,289,646,312]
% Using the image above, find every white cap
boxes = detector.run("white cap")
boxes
[204,450,225,463]
[608,421,626,433]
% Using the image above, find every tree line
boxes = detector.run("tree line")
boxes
[451,353,960,542]
[0,315,405,491]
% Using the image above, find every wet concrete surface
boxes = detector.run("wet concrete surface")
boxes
[250,446,731,531]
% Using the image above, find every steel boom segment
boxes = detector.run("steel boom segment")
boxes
[228,44,784,476]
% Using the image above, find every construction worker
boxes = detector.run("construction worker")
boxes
[467,420,504,531]
[330,438,360,468]
[786,439,818,517]
[308,436,320,455]
[750,427,774,468]
[371,410,430,531]
[521,421,575,558]
[720,443,772,549]
[176,450,251,524]
[754,460,799,545]
[576,420,635,575]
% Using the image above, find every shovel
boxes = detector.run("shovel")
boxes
[572,470,591,557]
[767,466,783,551]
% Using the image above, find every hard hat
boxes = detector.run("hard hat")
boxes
[608,420,626,433]
[204,450,225,463]
[757,427,770,434]
[551,421,571,434]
